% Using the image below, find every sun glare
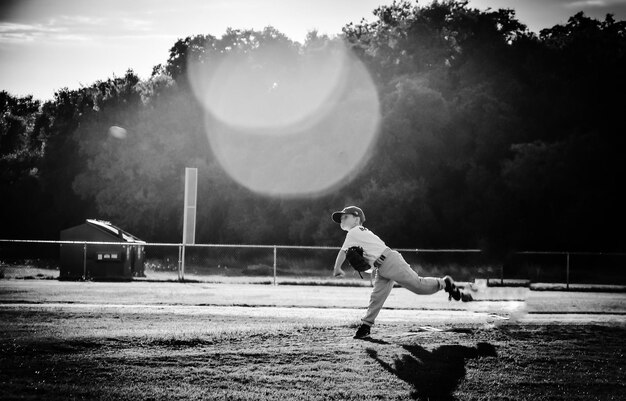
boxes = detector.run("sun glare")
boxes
[188,41,381,198]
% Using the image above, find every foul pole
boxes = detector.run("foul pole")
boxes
[180,167,198,281]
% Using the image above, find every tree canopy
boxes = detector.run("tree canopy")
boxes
[2,1,624,253]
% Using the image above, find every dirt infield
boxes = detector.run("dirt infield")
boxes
[1,281,625,400]
[1,280,624,323]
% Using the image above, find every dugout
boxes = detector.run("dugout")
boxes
[59,219,146,280]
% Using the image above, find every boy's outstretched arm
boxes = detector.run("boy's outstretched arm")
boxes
[333,250,346,277]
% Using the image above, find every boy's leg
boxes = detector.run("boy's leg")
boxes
[361,270,395,326]
[378,250,444,295]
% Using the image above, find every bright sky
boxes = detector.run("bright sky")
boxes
[1,0,625,101]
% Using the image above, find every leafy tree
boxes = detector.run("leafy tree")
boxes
[2,1,625,255]
[0,92,41,155]
[71,72,209,241]
[34,85,102,237]
[0,92,44,238]
[503,136,625,251]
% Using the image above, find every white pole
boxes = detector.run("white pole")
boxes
[180,244,185,281]
[273,246,277,286]
[181,168,198,281]
[566,252,570,290]
[178,245,183,281]
[83,242,87,280]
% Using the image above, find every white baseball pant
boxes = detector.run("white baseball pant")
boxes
[361,248,445,326]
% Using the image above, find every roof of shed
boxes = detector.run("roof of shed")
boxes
[86,219,145,243]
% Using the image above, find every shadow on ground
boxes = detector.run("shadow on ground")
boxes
[367,342,497,400]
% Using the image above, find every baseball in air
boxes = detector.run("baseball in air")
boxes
[108,126,127,139]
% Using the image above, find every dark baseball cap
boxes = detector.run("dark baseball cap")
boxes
[332,206,366,224]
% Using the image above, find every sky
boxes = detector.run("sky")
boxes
[1,0,625,101]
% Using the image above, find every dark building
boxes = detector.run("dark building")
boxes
[60,219,146,280]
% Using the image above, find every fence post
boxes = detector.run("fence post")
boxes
[178,245,184,282]
[83,242,87,280]
[566,252,570,290]
[273,246,277,286]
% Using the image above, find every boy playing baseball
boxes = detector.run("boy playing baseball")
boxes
[331,206,472,339]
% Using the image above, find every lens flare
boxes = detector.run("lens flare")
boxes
[189,41,380,197]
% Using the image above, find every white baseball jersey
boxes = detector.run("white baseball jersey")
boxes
[341,225,389,272]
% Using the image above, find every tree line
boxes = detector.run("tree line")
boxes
[1,1,625,254]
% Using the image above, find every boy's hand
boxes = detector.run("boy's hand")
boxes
[333,268,345,277]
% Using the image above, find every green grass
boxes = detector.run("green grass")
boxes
[0,266,59,280]
[1,306,625,400]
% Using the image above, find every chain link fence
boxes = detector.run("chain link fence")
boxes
[505,251,626,288]
[0,240,490,284]
[1,239,624,286]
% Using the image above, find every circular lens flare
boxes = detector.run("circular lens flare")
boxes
[189,41,351,132]
[189,41,381,198]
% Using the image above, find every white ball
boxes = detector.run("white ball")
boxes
[108,126,127,139]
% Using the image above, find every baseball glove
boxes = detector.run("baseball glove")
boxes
[345,246,370,272]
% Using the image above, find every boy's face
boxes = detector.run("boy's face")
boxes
[340,213,360,231]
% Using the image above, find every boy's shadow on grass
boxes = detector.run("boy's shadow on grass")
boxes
[367,342,497,401]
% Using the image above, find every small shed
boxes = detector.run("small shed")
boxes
[60,219,146,280]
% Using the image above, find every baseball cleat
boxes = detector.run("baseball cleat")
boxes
[460,292,474,302]
[443,275,462,301]
[354,324,371,339]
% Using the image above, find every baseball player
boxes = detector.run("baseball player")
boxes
[331,205,472,339]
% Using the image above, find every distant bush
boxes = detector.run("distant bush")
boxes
[145,259,178,272]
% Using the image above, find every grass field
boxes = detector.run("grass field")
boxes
[1,281,625,400]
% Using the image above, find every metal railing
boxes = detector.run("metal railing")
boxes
[2,239,624,287]
[0,239,485,284]
[511,251,626,288]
